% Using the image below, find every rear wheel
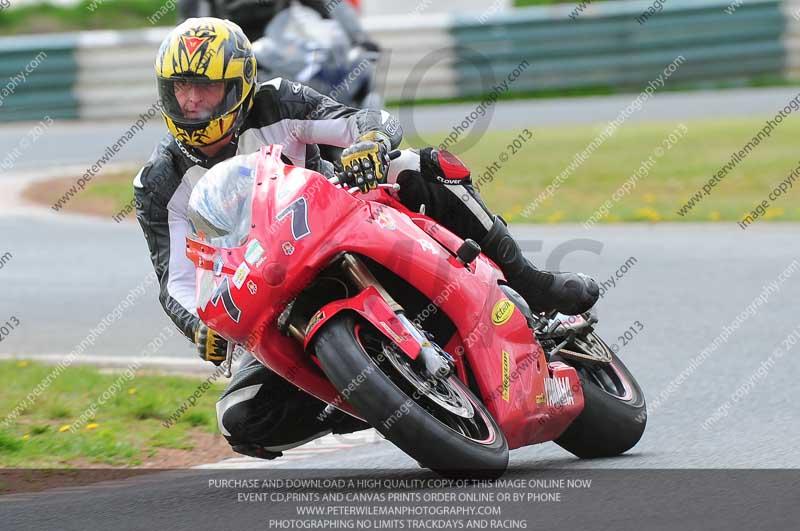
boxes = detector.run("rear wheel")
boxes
[313,314,508,478]
[554,332,647,458]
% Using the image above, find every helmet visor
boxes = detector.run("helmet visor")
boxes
[158,77,243,125]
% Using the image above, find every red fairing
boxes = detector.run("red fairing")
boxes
[187,145,584,449]
[303,286,421,361]
[437,150,471,180]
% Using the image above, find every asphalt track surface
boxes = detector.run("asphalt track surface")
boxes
[2,468,798,530]
[1,88,799,528]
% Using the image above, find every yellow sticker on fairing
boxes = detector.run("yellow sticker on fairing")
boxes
[492,298,515,326]
[501,350,510,402]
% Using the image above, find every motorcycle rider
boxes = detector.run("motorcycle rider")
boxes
[134,17,599,460]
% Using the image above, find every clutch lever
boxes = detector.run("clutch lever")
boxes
[222,342,236,378]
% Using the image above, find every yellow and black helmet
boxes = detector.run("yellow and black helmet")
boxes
[155,17,257,147]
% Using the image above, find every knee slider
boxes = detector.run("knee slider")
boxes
[420,147,471,186]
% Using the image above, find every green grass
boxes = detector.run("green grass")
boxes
[0,361,225,468]
[405,116,800,224]
[0,1,177,35]
[23,168,138,221]
[83,173,138,212]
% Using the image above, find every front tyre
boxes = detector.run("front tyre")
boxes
[313,314,508,478]
[554,333,647,458]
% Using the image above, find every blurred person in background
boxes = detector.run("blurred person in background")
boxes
[134,17,598,460]
[177,0,376,49]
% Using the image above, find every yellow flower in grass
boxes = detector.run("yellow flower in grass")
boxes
[128,388,137,395]
[17,361,29,368]
[85,423,99,430]
[503,204,524,221]
[58,425,71,433]
[546,211,565,223]
[22,434,30,440]
[708,211,721,221]
[763,208,784,220]
[635,207,662,222]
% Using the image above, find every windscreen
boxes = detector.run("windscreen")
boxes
[187,152,259,248]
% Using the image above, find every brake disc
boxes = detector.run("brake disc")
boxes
[559,332,613,365]
[379,343,474,419]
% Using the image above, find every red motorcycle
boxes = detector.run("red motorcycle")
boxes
[186,145,646,477]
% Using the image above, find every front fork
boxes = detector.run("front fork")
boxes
[287,253,452,378]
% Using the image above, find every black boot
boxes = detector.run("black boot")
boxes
[231,444,283,460]
[479,216,599,315]
[327,410,371,435]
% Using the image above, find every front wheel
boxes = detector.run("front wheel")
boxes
[553,332,647,458]
[313,314,508,478]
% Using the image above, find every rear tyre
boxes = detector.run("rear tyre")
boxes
[313,314,508,478]
[554,333,647,458]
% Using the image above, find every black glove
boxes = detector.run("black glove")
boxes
[194,323,228,366]
[340,132,391,193]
